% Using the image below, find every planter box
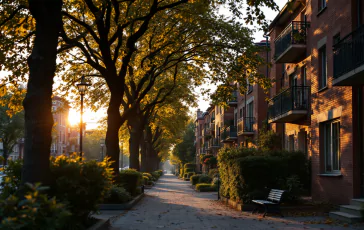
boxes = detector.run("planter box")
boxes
[98,193,144,210]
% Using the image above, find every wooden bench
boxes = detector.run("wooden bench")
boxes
[252,189,285,217]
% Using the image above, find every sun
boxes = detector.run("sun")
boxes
[68,108,106,129]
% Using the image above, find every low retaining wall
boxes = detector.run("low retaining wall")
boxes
[98,193,145,210]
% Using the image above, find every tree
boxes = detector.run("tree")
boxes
[83,128,106,161]
[171,121,196,164]
[0,0,279,180]
[0,99,25,165]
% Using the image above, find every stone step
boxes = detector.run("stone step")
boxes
[351,198,364,207]
[340,205,363,216]
[329,211,362,224]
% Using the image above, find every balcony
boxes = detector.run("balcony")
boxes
[268,86,310,123]
[228,91,238,106]
[237,117,255,135]
[274,21,309,63]
[221,126,237,142]
[333,25,364,86]
[207,138,220,150]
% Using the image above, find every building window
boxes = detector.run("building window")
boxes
[319,45,327,90]
[323,120,340,173]
[302,66,307,86]
[333,33,340,46]
[319,0,326,11]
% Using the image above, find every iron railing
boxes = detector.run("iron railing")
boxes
[209,138,220,147]
[274,21,309,59]
[334,25,364,79]
[237,117,255,133]
[221,126,237,141]
[268,86,310,120]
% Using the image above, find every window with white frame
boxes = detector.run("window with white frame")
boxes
[323,120,341,173]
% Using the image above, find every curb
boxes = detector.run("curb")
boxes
[98,193,145,210]
[87,219,110,230]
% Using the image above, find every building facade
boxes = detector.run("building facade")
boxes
[268,0,364,205]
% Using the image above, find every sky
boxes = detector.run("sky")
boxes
[69,0,288,130]
[193,0,287,114]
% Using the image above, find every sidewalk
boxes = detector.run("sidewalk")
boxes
[110,174,363,230]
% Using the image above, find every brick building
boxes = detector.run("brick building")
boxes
[236,41,270,147]
[267,0,364,213]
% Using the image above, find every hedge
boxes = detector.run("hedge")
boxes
[198,175,212,184]
[184,163,196,169]
[218,147,310,204]
[196,183,217,192]
[190,175,201,185]
[185,168,194,173]
[116,169,142,196]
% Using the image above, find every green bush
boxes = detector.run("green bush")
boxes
[104,185,132,204]
[50,155,113,221]
[0,183,71,230]
[185,168,194,173]
[198,175,212,184]
[196,183,217,192]
[142,172,153,180]
[217,147,309,203]
[190,175,201,185]
[208,168,219,178]
[184,163,196,169]
[156,170,163,176]
[187,172,195,179]
[116,169,142,197]
[143,176,150,185]
[0,159,23,199]
[151,171,160,181]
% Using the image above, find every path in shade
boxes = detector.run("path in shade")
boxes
[110,174,362,230]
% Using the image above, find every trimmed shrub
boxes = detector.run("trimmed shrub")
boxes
[50,155,113,221]
[184,163,196,169]
[116,169,142,197]
[143,176,150,185]
[185,168,194,173]
[104,185,132,204]
[0,183,71,230]
[196,183,217,192]
[190,174,201,185]
[218,147,309,203]
[187,172,195,179]
[151,171,160,181]
[198,175,212,184]
[143,173,153,181]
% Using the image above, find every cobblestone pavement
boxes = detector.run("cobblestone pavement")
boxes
[110,174,364,230]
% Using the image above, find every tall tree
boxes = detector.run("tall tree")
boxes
[172,121,196,164]
[22,0,63,184]
[0,99,25,165]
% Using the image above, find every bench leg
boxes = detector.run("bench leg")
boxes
[262,204,268,217]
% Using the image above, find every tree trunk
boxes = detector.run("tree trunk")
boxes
[22,0,63,185]
[140,133,147,172]
[128,117,143,171]
[105,92,122,176]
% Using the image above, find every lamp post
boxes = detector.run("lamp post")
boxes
[99,138,105,161]
[76,76,90,160]
[120,141,123,169]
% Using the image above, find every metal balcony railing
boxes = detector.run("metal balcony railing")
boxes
[209,138,220,147]
[221,126,237,141]
[274,21,309,59]
[334,25,364,79]
[268,86,309,120]
[237,117,254,133]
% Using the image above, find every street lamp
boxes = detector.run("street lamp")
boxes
[76,76,91,160]
[99,138,105,161]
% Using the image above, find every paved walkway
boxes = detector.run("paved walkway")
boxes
[110,174,363,230]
